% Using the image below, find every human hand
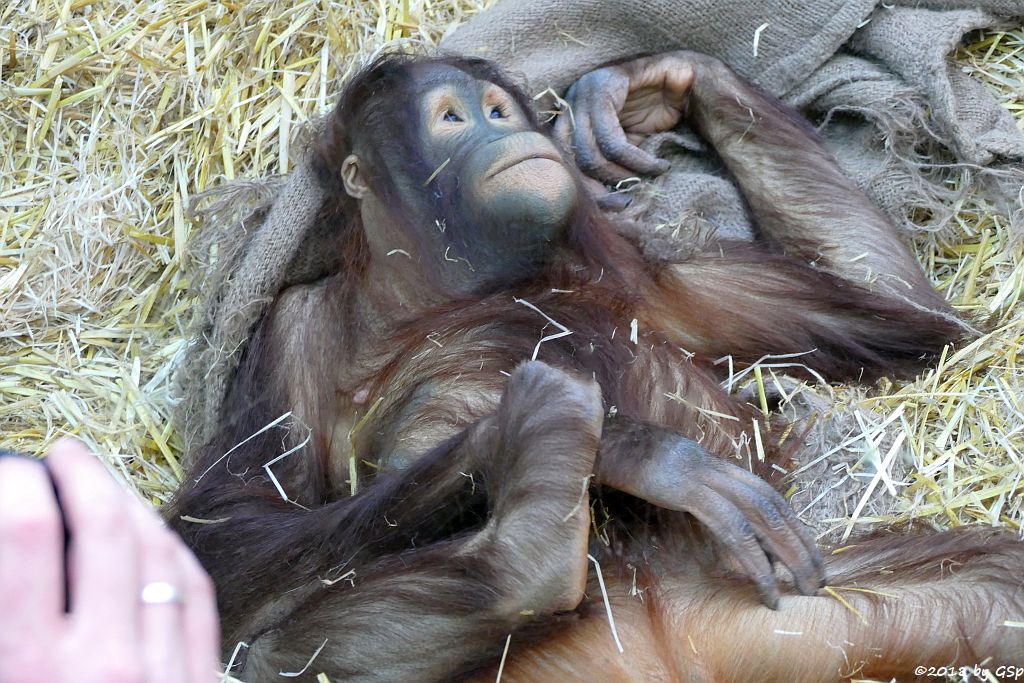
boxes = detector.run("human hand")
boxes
[0,439,220,683]
[555,53,697,184]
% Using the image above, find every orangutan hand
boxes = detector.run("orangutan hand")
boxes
[595,418,825,609]
[555,53,697,184]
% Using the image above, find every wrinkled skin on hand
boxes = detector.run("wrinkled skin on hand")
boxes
[597,417,824,608]
[554,53,700,185]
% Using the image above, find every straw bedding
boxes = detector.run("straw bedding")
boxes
[0,0,1021,565]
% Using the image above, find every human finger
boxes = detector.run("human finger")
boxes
[130,499,188,683]
[45,439,140,645]
[0,455,65,659]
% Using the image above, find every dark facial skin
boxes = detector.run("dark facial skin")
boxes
[346,65,580,296]
[414,65,578,234]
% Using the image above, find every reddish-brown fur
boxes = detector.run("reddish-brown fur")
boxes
[168,52,1024,682]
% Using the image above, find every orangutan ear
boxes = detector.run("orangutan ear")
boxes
[341,154,369,199]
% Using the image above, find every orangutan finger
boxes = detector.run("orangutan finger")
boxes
[572,108,636,183]
[686,489,781,609]
[590,94,669,176]
[718,466,826,591]
[709,474,823,596]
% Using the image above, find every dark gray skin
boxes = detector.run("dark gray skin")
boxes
[168,51,975,682]
[342,64,581,295]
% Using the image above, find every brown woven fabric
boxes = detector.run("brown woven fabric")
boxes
[173,0,1024,458]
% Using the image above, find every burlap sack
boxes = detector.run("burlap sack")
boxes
[174,0,1024,458]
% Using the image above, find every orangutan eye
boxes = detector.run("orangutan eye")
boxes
[443,110,463,123]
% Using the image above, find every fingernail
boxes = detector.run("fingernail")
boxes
[598,193,632,212]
